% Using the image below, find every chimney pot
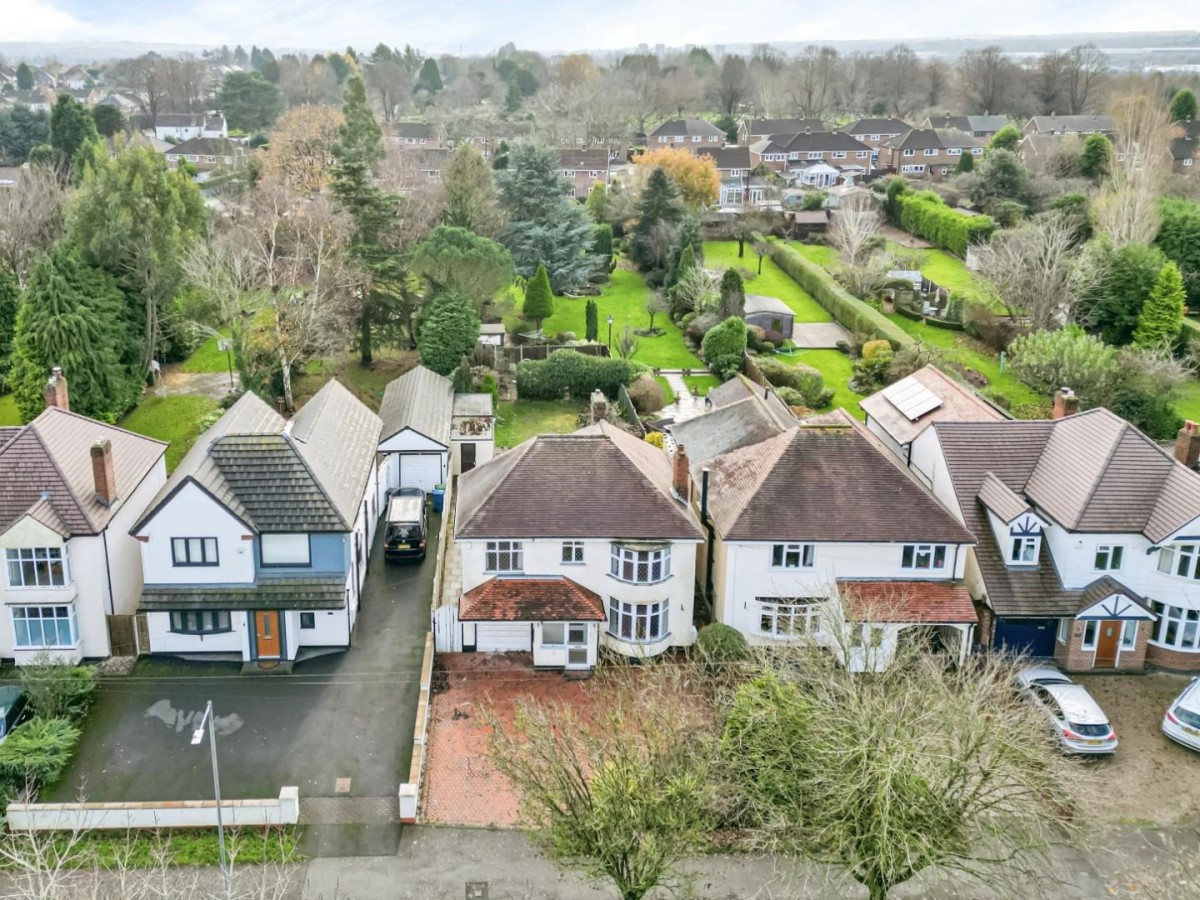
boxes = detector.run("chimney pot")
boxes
[90,438,117,507]
[672,444,690,503]
[43,366,69,411]
[1052,387,1078,420]
[1176,420,1200,468]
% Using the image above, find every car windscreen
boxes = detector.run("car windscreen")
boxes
[386,524,421,542]
[1174,705,1200,729]
[1068,722,1111,737]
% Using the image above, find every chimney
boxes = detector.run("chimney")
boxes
[43,367,69,411]
[672,444,690,502]
[1052,387,1078,420]
[90,438,118,507]
[590,389,607,424]
[1176,421,1200,468]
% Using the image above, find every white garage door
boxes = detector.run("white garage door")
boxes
[476,623,533,652]
[396,453,443,492]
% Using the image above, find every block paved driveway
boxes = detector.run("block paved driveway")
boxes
[49,519,437,814]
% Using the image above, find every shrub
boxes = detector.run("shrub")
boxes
[773,386,807,408]
[756,358,831,408]
[644,431,665,448]
[418,291,481,375]
[0,717,80,788]
[479,372,500,408]
[1009,326,1117,399]
[515,349,638,400]
[894,191,995,256]
[19,657,96,723]
[861,339,891,360]
[852,350,894,390]
[768,245,912,347]
[700,317,748,380]
[626,373,666,414]
[695,623,749,674]
[963,306,1022,351]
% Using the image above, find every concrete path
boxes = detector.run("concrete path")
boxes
[162,368,241,400]
[791,321,851,349]
[659,370,710,424]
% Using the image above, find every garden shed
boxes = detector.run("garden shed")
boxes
[744,294,796,337]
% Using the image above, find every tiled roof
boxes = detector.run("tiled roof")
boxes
[670,392,794,477]
[884,128,983,151]
[775,131,873,153]
[455,421,703,540]
[209,434,343,531]
[846,118,910,134]
[1171,137,1197,161]
[706,376,755,409]
[459,576,606,622]
[648,118,725,138]
[1026,114,1115,134]
[706,410,976,544]
[0,408,167,537]
[166,137,239,156]
[745,118,827,135]
[558,149,610,170]
[977,472,1032,523]
[395,122,435,139]
[836,579,978,624]
[924,114,1009,133]
[701,146,750,169]
[378,365,453,446]
[1074,575,1151,616]
[861,365,1006,446]
[140,575,347,610]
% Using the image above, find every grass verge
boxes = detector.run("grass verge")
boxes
[119,395,219,472]
[1,826,302,870]
[496,400,583,448]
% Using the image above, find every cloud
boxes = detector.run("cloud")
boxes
[5,0,87,41]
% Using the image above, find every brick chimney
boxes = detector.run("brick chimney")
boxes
[43,367,69,411]
[672,444,690,502]
[590,389,607,424]
[1052,387,1078,420]
[91,438,117,507]
[1176,421,1200,468]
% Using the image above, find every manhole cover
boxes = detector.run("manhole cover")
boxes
[335,777,351,794]
[465,882,488,899]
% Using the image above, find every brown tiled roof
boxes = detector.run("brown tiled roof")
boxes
[558,149,610,170]
[837,579,978,624]
[706,410,975,544]
[459,576,606,622]
[1074,575,1151,617]
[700,146,750,170]
[455,421,703,540]
[884,128,983,152]
[860,365,1006,446]
[846,118,911,135]
[977,472,1032,523]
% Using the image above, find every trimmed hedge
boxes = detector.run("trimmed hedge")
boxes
[515,349,639,401]
[895,190,995,257]
[768,244,913,348]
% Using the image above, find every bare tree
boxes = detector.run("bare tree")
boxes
[1032,52,1067,115]
[714,55,750,117]
[644,293,670,334]
[262,104,343,195]
[1095,91,1174,247]
[873,45,924,117]
[0,166,68,284]
[828,192,881,268]
[789,45,840,118]
[112,55,169,123]
[957,46,1023,115]
[1063,44,1109,114]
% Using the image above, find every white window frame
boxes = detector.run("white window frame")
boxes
[807,151,822,160]
[563,169,575,177]
[901,543,948,571]
[900,165,926,174]
[673,136,684,143]
[729,168,742,176]
[1094,544,1124,571]
[1186,158,1194,167]
[692,135,702,143]
[869,134,880,141]
[1010,536,1039,565]
[1121,620,1137,649]
[1057,618,1069,644]
[260,533,311,567]
[971,147,983,155]
[1158,543,1200,579]
[902,148,915,157]
[770,543,815,570]
[856,150,868,159]
[609,544,671,584]
[947,147,962,156]
[607,598,669,643]
[1081,620,1099,651]
[923,148,938,156]
[485,540,524,573]
[561,541,585,564]
[1150,601,1200,651]
[831,150,846,159]
[542,622,566,645]
[5,547,69,588]
[170,610,232,635]
[757,598,823,638]
[11,604,78,649]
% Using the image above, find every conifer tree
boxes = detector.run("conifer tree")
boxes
[523,264,554,333]
[1133,262,1186,349]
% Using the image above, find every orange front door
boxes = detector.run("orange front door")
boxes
[254,611,281,659]
[1094,620,1121,668]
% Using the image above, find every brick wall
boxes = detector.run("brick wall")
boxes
[1146,642,1200,672]
[1054,619,1148,672]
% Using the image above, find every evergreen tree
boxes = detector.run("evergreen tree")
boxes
[216,72,283,132]
[441,144,505,239]
[988,124,1021,152]
[585,181,609,223]
[1170,88,1198,124]
[1079,241,1168,346]
[955,151,974,173]
[417,58,443,93]
[594,223,614,274]
[259,49,280,83]
[412,225,513,312]
[523,264,554,333]
[48,93,97,177]
[1133,262,1186,349]
[492,140,510,170]
[631,167,684,274]
[452,355,474,392]
[585,299,599,342]
[90,104,124,138]
[9,246,138,422]
[418,292,480,375]
[0,106,50,165]
[0,267,19,381]
[495,145,596,292]
[15,63,34,92]
[719,267,746,318]
[1078,133,1112,182]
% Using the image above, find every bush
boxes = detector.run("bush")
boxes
[1008,326,1117,400]
[479,372,500,408]
[861,339,891,360]
[418,291,482,375]
[626,373,666,414]
[0,717,80,788]
[515,349,638,400]
[701,317,748,380]
[894,190,995,256]
[756,358,831,408]
[19,657,96,723]
[644,431,665,448]
[695,623,749,674]
[963,306,1022,351]
[768,245,912,347]
[853,350,895,390]
[773,386,807,408]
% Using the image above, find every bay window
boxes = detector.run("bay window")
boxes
[1150,601,1200,651]
[901,544,947,571]
[758,598,823,638]
[6,547,68,587]
[607,598,669,642]
[609,544,670,584]
[11,605,77,648]
[485,541,523,573]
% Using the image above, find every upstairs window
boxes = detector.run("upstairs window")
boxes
[561,541,584,564]
[771,543,815,569]
[486,541,523,573]
[260,533,311,567]
[1010,536,1039,565]
[1158,544,1200,579]
[6,548,68,587]
[903,148,915,157]
[172,537,219,567]
[610,544,670,584]
[901,544,947,571]
[1094,545,1124,571]
[923,148,938,156]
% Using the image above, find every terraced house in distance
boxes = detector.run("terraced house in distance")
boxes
[131,382,382,671]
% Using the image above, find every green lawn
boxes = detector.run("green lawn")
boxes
[703,241,831,323]
[119,395,218,472]
[495,400,584,448]
[770,349,866,420]
[180,332,233,373]
[654,375,676,404]
[886,243,991,307]
[506,269,702,370]
[1174,382,1200,422]
[0,394,20,426]
[791,243,840,269]
[683,374,721,397]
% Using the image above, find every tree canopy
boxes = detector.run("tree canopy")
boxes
[1132,260,1185,349]
[1170,88,1197,123]
[633,147,720,208]
[412,225,513,311]
[216,71,283,132]
[418,291,480,375]
[522,263,554,331]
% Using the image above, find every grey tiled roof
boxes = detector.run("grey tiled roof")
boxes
[648,118,725,138]
[558,149,610,170]
[378,365,453,446]
[1026,114,1115,134]
[140,575,347,610]
[884,128,983,151]
[846,118,910,135]
[670,392,794,478]
[209,434,343,532]
[166,137,239,156]
[702,146,750,169]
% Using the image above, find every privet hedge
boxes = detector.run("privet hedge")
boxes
[895,190,995,257]
[515,349,640,401]
[768,245,913,348]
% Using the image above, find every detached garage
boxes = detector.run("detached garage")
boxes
[377,366,453,497]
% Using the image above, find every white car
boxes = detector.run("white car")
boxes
[1017,666,1118,755]
[1162,677,1200,752]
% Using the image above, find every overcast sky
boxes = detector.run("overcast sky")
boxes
[6,0,1184,54]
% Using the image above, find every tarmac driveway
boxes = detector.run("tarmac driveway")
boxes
[49,518,437,807]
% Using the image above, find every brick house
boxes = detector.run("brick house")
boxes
[882,128,984,180]
[737,117,826,146]
[749,130,874,185]
[921,114,1010,140]
[845,117,911,158]
[1170,120,1199,174]
[557,149,611,200]
[394,121,445,147]
[163,137,244,172]
[1022,114,1116,136]
[700,145,764,206]
[647,118,726,150]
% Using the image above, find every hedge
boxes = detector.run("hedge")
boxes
[895,191,995,257]
[768,244,913,348]
[515,349,640,401]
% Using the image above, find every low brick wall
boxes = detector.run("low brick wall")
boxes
[7,787,299,831]
[1147,642,1200,672]
[398,632,435,823]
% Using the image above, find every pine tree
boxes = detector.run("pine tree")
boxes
[1170,88,1198,124]
[9,247,138,422]
[631,167,684,274]
[594,223,613,274]
[1078,134,1113,182]
[585,182,608,223]
[523,264,554,333]
[955,152,974,174]
[0,268,19,381]
[441,144,505,239]
[15,63,34,92]
[1133,262,1186,349]
[585,299,598,342]
[417,58,443,93]
[719,268,745,318]
[49,94,97,173]
[418,292,480,376]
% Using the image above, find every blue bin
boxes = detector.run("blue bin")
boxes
[432,484,446,513]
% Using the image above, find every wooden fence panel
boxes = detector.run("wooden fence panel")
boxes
[106,615,137,657]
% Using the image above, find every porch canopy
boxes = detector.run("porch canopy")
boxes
[140,576,347,611]
[1073,576,1155,621]
[836,579,978,624]
[460,576,605,622]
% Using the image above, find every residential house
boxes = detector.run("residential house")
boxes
[676,406,978,671]
[737,117,827,145]
[0,369,167,664]
[749,130,874,185]
[394,121,444,146]
[921,114,1010,139]
[393,146,451,188]
[647,118,726,149]
[1170,120,1199,174]
[913,394,1200,672]
[1017,132,1081,175]
[58,66,91,91]
[163,137,244,172]
[131,381,382,669]
[135,113,228,141]
[700,145,762,206]
[845,117,911,161]
[557,149,611,200]
[377,366,494,501]
[882,128,984,180]
[861,365,1007,487]
[0,90,52,112]
[444,420,705,669]
[1022,114,1116,136]
[96,93,141,113]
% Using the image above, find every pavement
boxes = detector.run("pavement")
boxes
[50,521,438,855]
[659,370,711,424]
[790,321,852,349]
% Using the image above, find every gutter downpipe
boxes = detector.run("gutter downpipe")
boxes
[701,468,716,603]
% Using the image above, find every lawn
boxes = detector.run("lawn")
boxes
[683,374,721,397]
[292,348,418,411]
[791,243,840,269]
[1174,382,1200,422]
[179,332,233,374]
[654,375,676,404]
[119,395,218,472]
[770,348,866,420]
[703,241,831,323]
[0,394,19,426]
[792,240,991,306]
[506,269,702,370]
[495,400,583,448]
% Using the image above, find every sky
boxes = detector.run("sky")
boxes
[5,0,1189,55]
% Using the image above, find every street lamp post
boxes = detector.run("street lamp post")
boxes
[192,701,231,900]
[607,314,614,350]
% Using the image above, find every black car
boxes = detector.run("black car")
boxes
[384,488,428,562]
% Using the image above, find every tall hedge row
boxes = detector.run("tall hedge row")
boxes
[895,190,995,257]
[515,349,640,400]
[768,244,913,348]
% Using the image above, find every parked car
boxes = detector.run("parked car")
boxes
[1162,677,1200,752]
[384,487,428,562]
[1017,666,1118,755]
[0,686,29,744]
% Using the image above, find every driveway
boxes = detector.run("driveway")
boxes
[50,518,437,810]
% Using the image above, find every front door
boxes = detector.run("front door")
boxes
[1094,620,1121,668]
[566,623,589,669]
[254,610,282,659]
[461,442,477,472]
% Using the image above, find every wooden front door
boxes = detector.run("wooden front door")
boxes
[254,611,282,659]
[1094,620,1121,668]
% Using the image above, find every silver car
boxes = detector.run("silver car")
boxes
[1017,666,1118,755]
[1162,677,1200,752]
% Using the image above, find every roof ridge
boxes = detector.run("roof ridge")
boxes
[1037,415,1126,528]
[715,427,796,530]
[281,433,351,531]
[23,426,98,533]
[35,407,170,448]
[455,438,536,533]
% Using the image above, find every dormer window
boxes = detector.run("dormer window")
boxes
[1010,536,1039,565]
